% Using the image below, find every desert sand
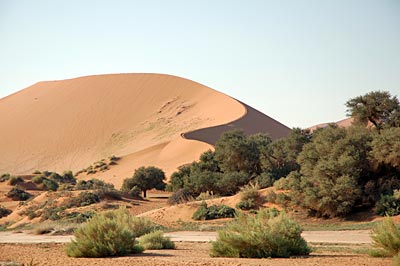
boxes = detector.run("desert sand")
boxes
[0,73,290,187]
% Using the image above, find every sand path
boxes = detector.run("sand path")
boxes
[0,230,372,244]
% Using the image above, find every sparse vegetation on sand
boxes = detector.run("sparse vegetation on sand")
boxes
[6,187,32,201]
[0,205,12,218]
[139,230,175,250]
[236,183,264,210]
[65,208,144,257]
[211,210,310,258]
[370,217,400,261]
[76,156,120,175]
[192,202,236,221]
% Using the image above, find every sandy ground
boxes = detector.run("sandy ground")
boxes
[0,242,391,266]
[0,230,372,244]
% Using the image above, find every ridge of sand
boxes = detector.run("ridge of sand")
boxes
[0,73,290,187]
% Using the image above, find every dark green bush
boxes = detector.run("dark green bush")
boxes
[41,206,66,221]
[0,206,12,218]
[66,211,96,223]
[376,193,400,216]
[0,173,11,182]
[6,187,32,201]
[42,178,59,191]
[68,192,100,207]
[65,208,144,257]
[139,230,175,250]
[75,179,114,190]
[192,202,236,220]
[8,176,24,186]
[211,210,310,258]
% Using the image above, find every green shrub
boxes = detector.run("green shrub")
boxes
[130,217,157,237]
[42,178,59,191]
[32,175,44,184]
[139,230,175,250]
[236,184,263,210]
[0,205,12,218]
[192,202,236,220]
[196,191,215,201]
[41,206,66,221]
[6,187,32,201]
[0,173,11,182]
[68,192,100,207]
[75,179,114,190]
[96,188,122,200]
[211,210,310,258]
[66,211,95,223]
[376,193,400,216]
[168,189,193,205]
[8,176,24,186]
[371,217,400,257]
[65,208,144,257]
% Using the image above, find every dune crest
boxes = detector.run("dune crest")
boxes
[0,73,289,186]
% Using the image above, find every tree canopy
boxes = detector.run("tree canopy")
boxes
[121,166,166,198]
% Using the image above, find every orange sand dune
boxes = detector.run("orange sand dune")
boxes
[308,117,354,132]
[0,73,289,186]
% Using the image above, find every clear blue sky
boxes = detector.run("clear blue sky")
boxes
[1,0,399,128]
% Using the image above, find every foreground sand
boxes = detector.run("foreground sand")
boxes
[0,242,391,266]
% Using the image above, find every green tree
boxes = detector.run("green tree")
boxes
[121,166,166,198]
[346,91,400,131]
[371,127,400,170]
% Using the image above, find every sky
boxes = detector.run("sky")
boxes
[0,0,399,128]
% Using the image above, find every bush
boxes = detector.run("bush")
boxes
[192,202,236,220]
[211,210,310,258]
[68,192,100,207]
[0,173,11,182]
[42,178,59,191]
[139,230,175,250]
[75,179,114,190]
[0,206,12,218]
[168,189,193,205]
[376,193,400,216]
[65,208,144,257]
[8,176,23,186]
[130,217,157,237]
[236,184,264,210]
[371,217,400,257]
[96,188,122,200]
[6,187,32,201]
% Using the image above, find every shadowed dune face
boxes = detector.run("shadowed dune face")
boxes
[0,73,290,186]
[183,101,290,145]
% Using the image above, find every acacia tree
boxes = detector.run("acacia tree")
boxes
[122,166,166,198]
[346,91,400,131]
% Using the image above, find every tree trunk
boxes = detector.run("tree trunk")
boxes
[143,190,147,198]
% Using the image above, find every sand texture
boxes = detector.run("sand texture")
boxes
[0,73,289,186]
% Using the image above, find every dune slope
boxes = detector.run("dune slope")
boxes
[0,73,289,186]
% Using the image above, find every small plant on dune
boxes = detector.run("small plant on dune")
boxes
[8,176,24,186]
[139,230,175,250]
[370,216,400,259]
[211,210,310,258]
[236,183,264,210]
[196,191,216,201]
[0,173,11,182]
[168,188,193,205]
[65,208,144,257]
[75,178,114,190]
[192,202,236,221]
[67,191,100,207]
[0,205,12,218]
[6,187,32,201]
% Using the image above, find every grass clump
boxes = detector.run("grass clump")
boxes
[211,210,310,258]
[139,230,175,250]
[65,208,144,257]
[168,188,193,205]
[376,191,400,216]
[0,205,12,218]
[192,202,236,221]
[6,187,32,201]
[370,216,400,259]
[236,183,264,210]
[67,191,100,207]
[130,216,157,237]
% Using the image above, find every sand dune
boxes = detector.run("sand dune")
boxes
[0,73,289,186]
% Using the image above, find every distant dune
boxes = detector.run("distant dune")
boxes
[0,74,290,187]
[308,117,354,132]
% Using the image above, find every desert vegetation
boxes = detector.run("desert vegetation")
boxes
[121,166,166,198]
[169,91,400,218]
[211,210,310,258]
[370,217,400,265]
